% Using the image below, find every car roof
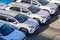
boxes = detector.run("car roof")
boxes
[8,2,31,8]
[0,10,19,17]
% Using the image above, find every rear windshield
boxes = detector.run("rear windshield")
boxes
[14,14,28,23]
[28,6,40,13]
[38,0,49,5]
[21,0,31,4]
[0,24,14,36]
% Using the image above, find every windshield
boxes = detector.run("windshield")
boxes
[38,0,49,5]
[14,14,28,23]
[0,24,14,36]
[28,6,40,14]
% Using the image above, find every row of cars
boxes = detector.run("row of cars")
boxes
[0,0,60,40]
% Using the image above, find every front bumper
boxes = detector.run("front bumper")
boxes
[41,16,51,24]
[29,24,40,34]
[51,8,59,15]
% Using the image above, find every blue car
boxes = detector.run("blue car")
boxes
[0,22,26,40]
[0,0,15,4]
[0,0,16,10]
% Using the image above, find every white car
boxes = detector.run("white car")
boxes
[0,10,39,34]
[5,2,51,24]
[21,0,59,15]
[0,22,26,40]
[47,0,60,5]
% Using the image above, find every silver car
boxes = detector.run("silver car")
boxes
[0,10,39,34]
[5,2,51,24]
[20,0,59,15]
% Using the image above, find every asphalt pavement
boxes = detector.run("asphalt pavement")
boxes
[27,9,60,40]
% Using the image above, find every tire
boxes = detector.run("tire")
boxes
[20,28,28,35]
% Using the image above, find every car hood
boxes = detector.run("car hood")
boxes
[2,30,25,40]
[46,2,58,9]
[48,0,60,3]
[24,18,39,27]
[37,10,50,17]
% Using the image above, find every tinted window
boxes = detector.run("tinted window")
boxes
[7,18,16,22]
[28,6,40,13]
[0,24,14,36]
[14,14,28,23]
[21,0,31,3]
[38,0,49,5]
[10,7,20,12]
[22,8,29,13]
[0,16,7,21]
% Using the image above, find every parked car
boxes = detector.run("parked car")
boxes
[0,0,15,4]
[20,0,59,15]
[0,10,39,34]
[5,2,51,24]
[47,0,60,5]
[0,22,26,40]
[0,0,16,10]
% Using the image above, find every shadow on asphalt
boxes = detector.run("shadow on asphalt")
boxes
[27,34,52,40]
[28,10,60,36]
[27,8,60,40]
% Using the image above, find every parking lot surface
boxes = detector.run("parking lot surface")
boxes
[27,10,60,40]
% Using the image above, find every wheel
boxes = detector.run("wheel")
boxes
[20,28,28,35]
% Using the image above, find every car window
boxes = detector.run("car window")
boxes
[32,2,38,5]
[21,0,31,3]
[7,18,16,23]
[22,8,29,13]
[32,0,38,5]
[0,16,7,21]
[0,24,14,36]
[38,0,49,5]
[28,6,40,14]
[10,7,20,12]
[14,13,28,23]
